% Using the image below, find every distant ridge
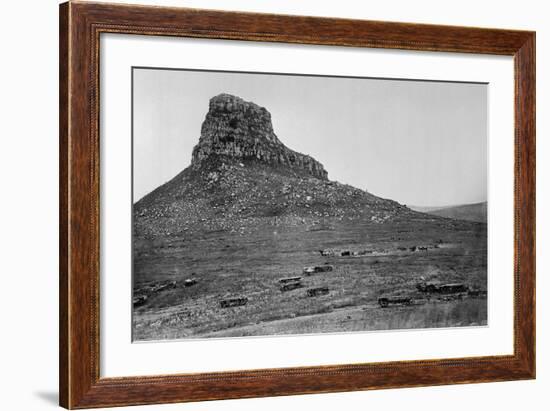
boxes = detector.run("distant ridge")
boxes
[409,202,487,223]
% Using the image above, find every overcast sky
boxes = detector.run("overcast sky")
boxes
[133,68,487,207]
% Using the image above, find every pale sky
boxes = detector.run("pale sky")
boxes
[133,67,487,207]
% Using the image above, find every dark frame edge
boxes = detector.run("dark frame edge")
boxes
[59,1,70,408]
[59,1,536,409]
[61,1,98,408]
[514,32,536,380]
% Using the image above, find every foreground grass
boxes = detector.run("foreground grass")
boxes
[133,215,487,341]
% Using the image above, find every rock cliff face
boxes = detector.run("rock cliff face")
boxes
[191,94,328,180]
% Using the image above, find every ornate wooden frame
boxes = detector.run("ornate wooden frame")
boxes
[59,1,535,408]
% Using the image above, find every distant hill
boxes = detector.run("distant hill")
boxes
[409,202,487,223]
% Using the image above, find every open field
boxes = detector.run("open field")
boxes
[202,298,487,338]
[133,213,487,341]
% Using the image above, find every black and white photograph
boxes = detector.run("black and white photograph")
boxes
[1,0,544,409]
[131,67,488,342]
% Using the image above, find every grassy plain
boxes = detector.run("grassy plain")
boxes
[133,213,487,341]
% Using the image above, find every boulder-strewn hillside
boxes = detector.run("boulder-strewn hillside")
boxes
[134,94,415,237]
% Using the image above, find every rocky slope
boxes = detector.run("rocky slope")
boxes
[134,94,414,237]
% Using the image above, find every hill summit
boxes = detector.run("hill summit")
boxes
[134,94,411,237]
[191,94,328,180]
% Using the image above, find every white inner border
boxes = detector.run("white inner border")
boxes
[100,33,514,378]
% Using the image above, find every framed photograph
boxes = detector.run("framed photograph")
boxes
[59,2,535,409]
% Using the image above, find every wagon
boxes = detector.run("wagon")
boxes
[278,276,302,284]
[416,282,469,294]
[220,297,248,308]
[303,265,334,275]
[438,283,469,294]
[378,296,413,307]
[184,278,197,287]
[132,295,148,307]
[306,287,329,297]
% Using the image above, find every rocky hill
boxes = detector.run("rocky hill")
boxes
[191,94,327,179]
[134,94,414,237]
